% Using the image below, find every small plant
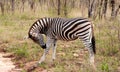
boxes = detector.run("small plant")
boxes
[101,62,109,72]
[38,62,47,69]
[54,65,66,72]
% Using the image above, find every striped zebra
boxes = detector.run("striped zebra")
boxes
[28,17,96,68]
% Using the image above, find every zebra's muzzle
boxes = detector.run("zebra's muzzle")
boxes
[41,44,46,49]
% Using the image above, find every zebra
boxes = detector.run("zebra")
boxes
[28,17,96,68]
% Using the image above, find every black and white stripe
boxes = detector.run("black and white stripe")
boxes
[28,17,96,67]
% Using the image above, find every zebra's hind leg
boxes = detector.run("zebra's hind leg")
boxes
[85,41,95,64]
[81,38,96,70]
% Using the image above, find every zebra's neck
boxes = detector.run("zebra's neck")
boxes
[36,17,53,34]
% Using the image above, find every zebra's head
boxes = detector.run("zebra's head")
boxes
[28,29,46,49]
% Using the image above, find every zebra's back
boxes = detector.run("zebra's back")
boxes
[51,18,92,41]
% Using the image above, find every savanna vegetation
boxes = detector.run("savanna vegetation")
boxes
[0,0,120,72]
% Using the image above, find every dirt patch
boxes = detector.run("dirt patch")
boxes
[0,41,22,72]
[0,41,88,72]
[3,53,15,58]
[0,53,22,72]
[23,61,47,72]
[117,67,120,72]
[0,43,7,52]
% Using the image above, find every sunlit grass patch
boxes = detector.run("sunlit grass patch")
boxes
[7,43,30,59]
[19,14,35,20]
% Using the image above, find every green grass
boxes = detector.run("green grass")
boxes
[0,9,120,72]
[101,62,109,72]
[12,43,29,59]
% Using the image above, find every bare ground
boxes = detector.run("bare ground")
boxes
[0,53,22,72]
[0,41,21,72]
[0,42,88,72]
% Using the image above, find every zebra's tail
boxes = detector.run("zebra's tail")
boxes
[92,36,96,54]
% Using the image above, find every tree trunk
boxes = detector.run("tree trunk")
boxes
[102,0,108,18]
[57,0,60,15]
[115,5,120,17]
[6,0,10,13]
[98,0,103,19]
[29,0,35,12]
[50,0,55,8]
[0,1,4,15]
[88,0,95,18]
[88,0,91,18]
[72,0,75,8]
[111,0,115,17]
[64,0,67,17]
[22,0,25,12]
[11,0,15,14]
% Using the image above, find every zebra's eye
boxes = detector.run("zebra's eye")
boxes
[33,33,38,37]
[30,31,33,34]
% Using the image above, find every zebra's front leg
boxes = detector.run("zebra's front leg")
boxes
[38,48,50,64]
[38,37,53,64]
[52,39,57,61]
[28,48,50,71]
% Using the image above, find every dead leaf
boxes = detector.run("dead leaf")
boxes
[57,52,66,56]
[73,53,79,57]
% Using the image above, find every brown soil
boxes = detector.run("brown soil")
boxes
[0,42,21,72]
[0,53,22,72]
[23,61,47,72]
